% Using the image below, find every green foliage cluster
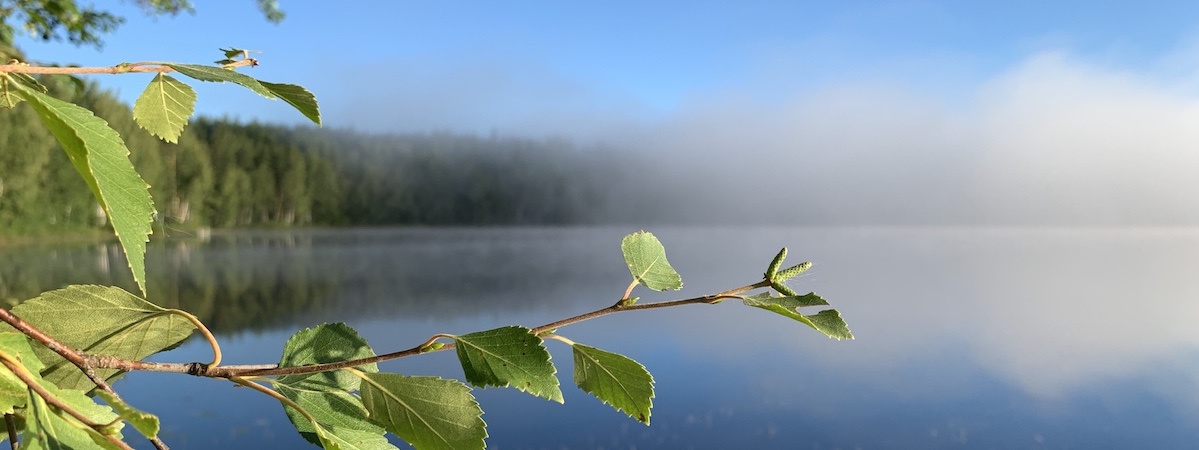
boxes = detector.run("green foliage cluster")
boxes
[0,7,853,447]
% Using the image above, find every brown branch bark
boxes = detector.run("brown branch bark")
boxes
[0,59,256,75]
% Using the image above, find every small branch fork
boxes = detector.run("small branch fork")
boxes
[0,278,774,449]
[0,59,256,75]
[0,279,772,380]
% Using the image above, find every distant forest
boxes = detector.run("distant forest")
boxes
[0,77,624,236]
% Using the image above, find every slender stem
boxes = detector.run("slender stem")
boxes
[5,413,16,450]
[216,279,771,378]
[0,355,134,450]
[621,279,638,302]
[0,59,256,75]
[228,377,319,426]
[0,308,172,449]
[166,309,221,367]
[10,278,773,379]
[545,335,576,346]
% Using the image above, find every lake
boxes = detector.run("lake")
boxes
[3,226,1199,449]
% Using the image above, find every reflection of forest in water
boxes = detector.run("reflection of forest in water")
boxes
[0,228,628,335]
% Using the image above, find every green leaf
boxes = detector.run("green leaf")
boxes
[260,81,321,125]
[132,73,196,143]
[23,390,110,450]
[775,261,812,282]
[0,333,42,413]
[571,343,654,424]
[11,84,155,295]
[1,73,45,108]
[165,63,322,125]
[220,47,246,59]
[274,324,390,449]
[278,323,378,391]
[165,63,275,97]
[620,231,683,292]
[805,309,854,340]
[8,285,196,390]
[275,384,394,450]
[359,373,486,450]
[10,72,47,92]
[742,293,853,340]
[451,326,562,403]
[0,78,21,108]
[23,380,123,450]
[95,391,158,439]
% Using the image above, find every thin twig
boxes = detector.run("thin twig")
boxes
[5,413,16,450]
[0,59,256,75]
[6,279,771,379]
[0,356,133,450]
[0,309,170,449]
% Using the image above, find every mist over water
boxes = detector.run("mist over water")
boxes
[8,227,1199,449]
[339,51,1199,227]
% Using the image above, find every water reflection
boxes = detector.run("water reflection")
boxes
[3,226,1199,448]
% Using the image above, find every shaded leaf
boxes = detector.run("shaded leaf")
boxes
[12,84,154,294]
[742,293,853,340]
[621,231,682,292]
[277,323,378,391]
[23,378,123,450]
[95,391,158,439]
[23,391,109,450]
[165,63,274,98]
[260,80,321,125]
[132,73,196,143]
[571,343,654,424]
[275,384,394,450]
[0,332,41,413]
[452,326,562,403]
[9,72,46,92]
[166,63,321,126]
[359,373,486,450]
[8,285,196,390]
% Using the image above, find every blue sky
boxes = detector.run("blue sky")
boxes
[18,1,1199,132]
[15,1,1199,224]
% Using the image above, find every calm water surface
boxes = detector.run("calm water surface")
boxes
[3,226,1199,449]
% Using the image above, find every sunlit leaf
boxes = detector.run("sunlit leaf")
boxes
[359,373,486,450]
[260,80,321,125]
[571,343,654,424]
[8,285,196,390]
[95,391,158,439]
[11,84,155,295]
[621,231,682,292]
[277,323,378,391]
[220,47,245,59]
[452,326,562,402]
[132,73,196,143]
[742,293,852,340]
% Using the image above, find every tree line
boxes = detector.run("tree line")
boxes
[0,77,619,236]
